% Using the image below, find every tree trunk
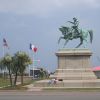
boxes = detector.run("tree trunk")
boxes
[14,72,18,86]
[14,67,19,86]
[8,68,12,86]
[21,72,23,85]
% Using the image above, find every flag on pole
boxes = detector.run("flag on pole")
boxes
[3,38,9,48]
[30,43,37,53]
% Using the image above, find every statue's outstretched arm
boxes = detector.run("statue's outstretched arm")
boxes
[68,21,74,24]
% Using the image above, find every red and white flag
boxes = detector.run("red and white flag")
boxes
[30,43,37,53]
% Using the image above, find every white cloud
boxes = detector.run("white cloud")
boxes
[0,0,99,16]
[56,0,100,8]
[82,0,100,8]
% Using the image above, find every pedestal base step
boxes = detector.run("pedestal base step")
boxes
[53,68,97,80]
[50,74,96,80]
[34,79,100,88]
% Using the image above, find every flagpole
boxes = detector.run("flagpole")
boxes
[3,45,4,57]
[29,43,33,77]
[28,48,31,77]
[29,43,38,79]
[2,45,5,78]
[32,52,34,79]
[29,43,35,78]
[2,38,9,78]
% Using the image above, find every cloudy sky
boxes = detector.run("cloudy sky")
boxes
[0,0,100,72]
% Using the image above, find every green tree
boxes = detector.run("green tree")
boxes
[0,54,13,86]
[38,68,49,79]
[0,58,6,78]
[15,51,32,85]
[12,55,20,86]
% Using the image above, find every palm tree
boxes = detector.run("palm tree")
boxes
[0,54,13,86]
[15,51,32,85]
[0,51,32,86]
[12,55,20,86]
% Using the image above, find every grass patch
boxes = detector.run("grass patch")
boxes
[0,78,45,90]
[0,85,27,90]
[0,78,10,87]
[0,79,37,90]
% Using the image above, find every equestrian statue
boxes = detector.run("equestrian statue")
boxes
[58,17,93,48]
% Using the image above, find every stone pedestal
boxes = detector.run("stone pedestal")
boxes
[34,49,100,88]
[54,48,96,80]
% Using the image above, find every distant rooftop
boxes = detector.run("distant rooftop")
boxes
[92,66,100,71]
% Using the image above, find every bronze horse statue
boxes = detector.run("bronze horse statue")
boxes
[58,18,93,48]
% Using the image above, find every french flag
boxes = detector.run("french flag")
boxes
[3,38,9,49]
[30,43,37,52]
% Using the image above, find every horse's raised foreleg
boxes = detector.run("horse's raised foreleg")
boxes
[58,37,64,44]
[63,39,69,47]
[76,42,82,48]
[75,38,83,48]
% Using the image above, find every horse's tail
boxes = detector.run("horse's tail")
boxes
[88,30,93,43]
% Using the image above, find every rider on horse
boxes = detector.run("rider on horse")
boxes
[68,17,80,38]
[58,18,93,48]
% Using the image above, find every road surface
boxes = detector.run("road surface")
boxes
[0,91,100,100]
